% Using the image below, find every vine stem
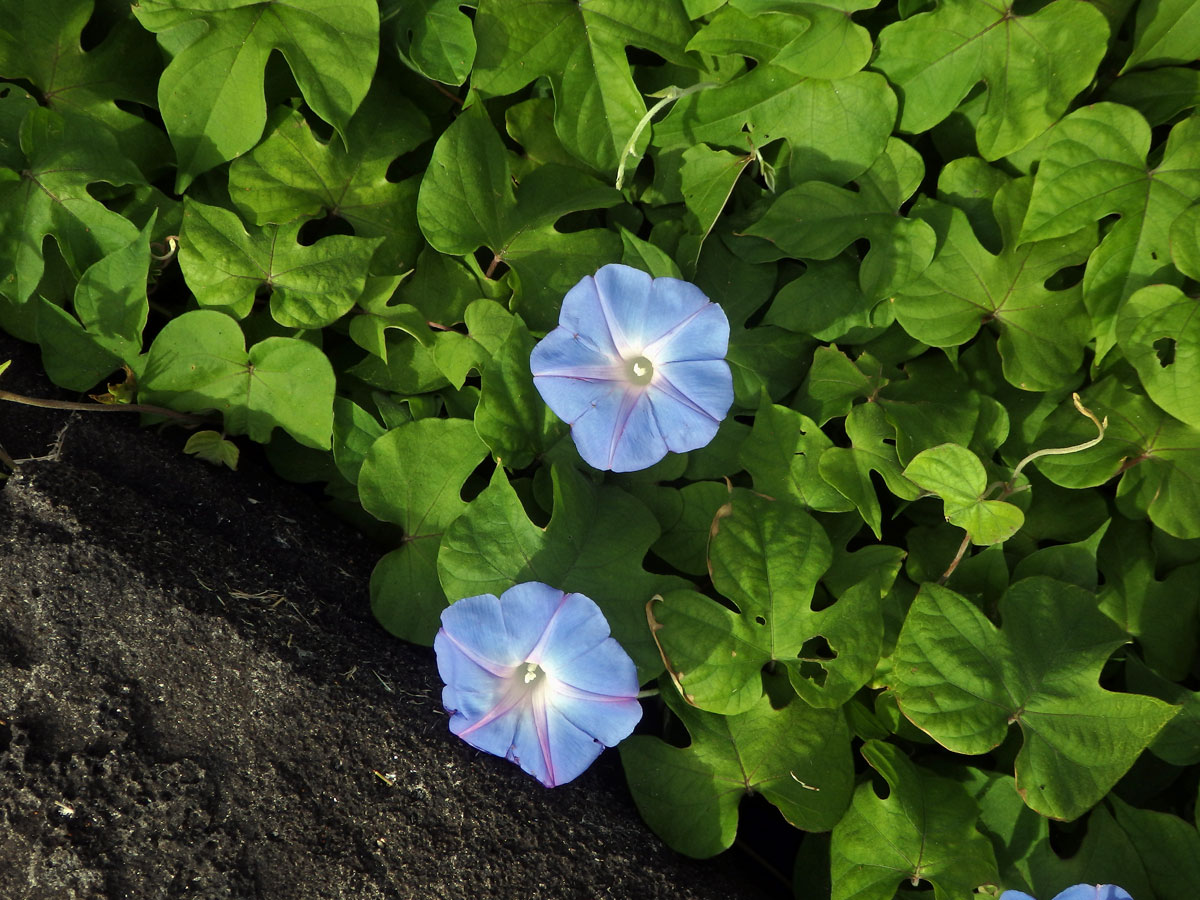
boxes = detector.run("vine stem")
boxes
[0,389,209,425]
[938,532,972,585]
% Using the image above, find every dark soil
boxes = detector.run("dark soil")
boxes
[0,333,776,900]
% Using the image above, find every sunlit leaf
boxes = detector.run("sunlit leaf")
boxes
[358,418,489,643]
[472,0,695,172]
[141,309,336,449]
[0,107,142,302]
[873,0,1108,158]
[1020,105,1200,361]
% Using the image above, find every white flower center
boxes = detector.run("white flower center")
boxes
[522,662,544,684]
[627,355,654,386]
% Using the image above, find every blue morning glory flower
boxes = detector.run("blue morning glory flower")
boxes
[530,263,734,472]
[1000,885,1134,900]
[434,582,643,787]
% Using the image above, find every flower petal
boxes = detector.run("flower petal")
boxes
[532,374,622,429]
[642,364,731,453]
[550,684,643,749]
[434,628,511,722]
[557,271,622,358]
[529,324,621,380]
[439,584,566,669]
[457,683,598,789]
[549,634,640,694]
[654,357,733,421]
[1052,887,1134,900]
[567,382,667,471]
[435,582,644,787]
[525,591,615,667]
[998,893,1037,900]
[594,264,716,354]
[508,660,641,787]
[543,714,604,786]
[589,264,653,354]
[644,299,731,364]
[448,685,529,760]
[508,687,558,785]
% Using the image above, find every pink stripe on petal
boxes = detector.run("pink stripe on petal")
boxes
[531,687,557,786]
[532,364,624,380]
[525,591,572,666]
[641,303,713,358]
[440,629,518,678]
[550,681,638,703]
[605,387,648,470]
[457,685,528,739]
[649,375,722,423]
[559,276,622,358]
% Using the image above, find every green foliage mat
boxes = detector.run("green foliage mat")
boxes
[2,0,1199,897]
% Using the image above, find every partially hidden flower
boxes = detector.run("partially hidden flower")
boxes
[530,263,734,472]
[434,582,642,787]
[1000,885,1134,900]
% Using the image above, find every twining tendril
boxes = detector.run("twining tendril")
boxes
[940,393,1107,584]
[615,82,717,190]
[1009,392,1108,485]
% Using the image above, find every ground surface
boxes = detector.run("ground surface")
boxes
[0,333,776,900]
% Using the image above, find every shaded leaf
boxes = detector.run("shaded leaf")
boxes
[894,180,1095,392]
[819,402,919,537]
[739,394,855,512]
[384,0,476,85]
[36,216,154,391]
[888,578,1177,820]
[474,315,568,468]
[829,740,998,900]
[438,464,684,676]
[228,90,431,272]
[1035,374,1200,539]
[472,0,695,171]
[654,65,896,185]
[0,0,168,172]
[1123,0,1200,71]
[746,168,934,301]
[0,107,142,302]
[1117,283,1200,430]
[622,687,854,858]
[416,101,623,329]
